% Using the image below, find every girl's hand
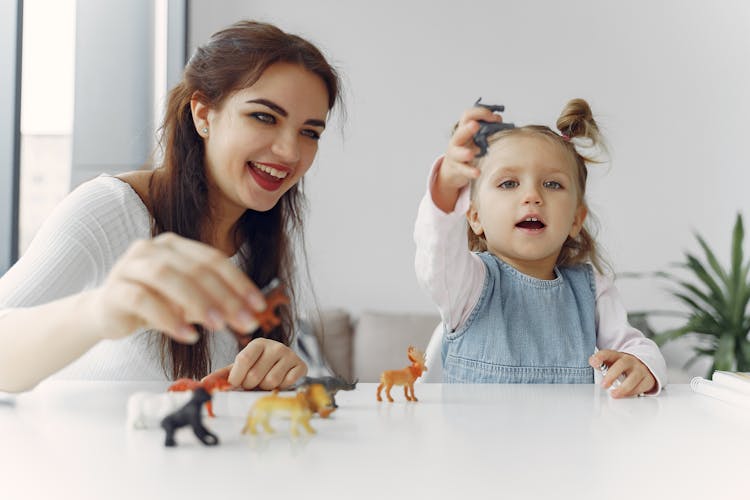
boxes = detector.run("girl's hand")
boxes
[91,232,267,344]
[589,350,657,398]
[439,106,503,190]
[431,105,503,213]
[216,338,307,390]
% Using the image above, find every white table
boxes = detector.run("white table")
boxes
[1,381,747,500]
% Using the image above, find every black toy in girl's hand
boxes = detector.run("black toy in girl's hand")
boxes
[472,97,515,158]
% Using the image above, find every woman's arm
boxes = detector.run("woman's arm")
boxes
[0,233,273,393]
[0,292,107,392]
[0,178,268,392]
[0,180,126,391]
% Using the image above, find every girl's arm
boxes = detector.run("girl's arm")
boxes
[414,105,503,331]
[414,157,485,331]
[593,272,668,396]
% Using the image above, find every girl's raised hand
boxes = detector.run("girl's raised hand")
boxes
[440,106,503,190]
[589,350,657,398]
[213,338,307,390]
[90,232,267,344]
[431,106,503,213]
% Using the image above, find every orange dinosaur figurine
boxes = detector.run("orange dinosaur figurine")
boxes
[242,383,335,437]
[376,346,427,403]
[255,278,290,333]
[167,371,233,417]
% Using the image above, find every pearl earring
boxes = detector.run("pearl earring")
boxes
[201,127,208,134]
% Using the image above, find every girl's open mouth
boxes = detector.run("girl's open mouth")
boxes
[515,217,546,230]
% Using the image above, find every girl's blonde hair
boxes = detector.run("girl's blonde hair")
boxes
[467,98,608,274]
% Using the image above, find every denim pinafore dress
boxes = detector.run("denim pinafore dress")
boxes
[442,252,596,384]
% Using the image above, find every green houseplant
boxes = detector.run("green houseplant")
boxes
[634,213,750,376]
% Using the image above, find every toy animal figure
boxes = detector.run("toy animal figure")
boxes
[168,371,233,417]
[376,346,427,403]
[127,391,192,429]
[255,278,290,333]
[472,97,515,158]
[297,375,358,408]
[242,383,334,437]
[160,388,219,447]
[302,383,337,418]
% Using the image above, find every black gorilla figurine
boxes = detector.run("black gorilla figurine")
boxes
[160,388,219,447]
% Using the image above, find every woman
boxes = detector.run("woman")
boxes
[0,20,342,393]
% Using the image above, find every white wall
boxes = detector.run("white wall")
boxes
[189,1,750,327]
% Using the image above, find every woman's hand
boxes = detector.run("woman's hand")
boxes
[432,105,503,213]
[212,338,307,390]
[91,232,267,343]
[589,350,657,398]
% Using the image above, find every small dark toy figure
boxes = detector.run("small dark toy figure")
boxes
[297,375,358,408]
[472,97,515,158]
[160,388,219,447]
[255,278,290,333]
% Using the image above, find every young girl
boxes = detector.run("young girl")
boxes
[0,21,342,393]
[414,99,666,397]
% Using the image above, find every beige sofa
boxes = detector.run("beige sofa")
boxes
[311,309,690,385]
[312,309,441,383]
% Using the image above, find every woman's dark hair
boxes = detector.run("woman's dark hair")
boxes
[149,20,341,379]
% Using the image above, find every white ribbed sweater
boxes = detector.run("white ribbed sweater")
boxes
[0,175,238,380]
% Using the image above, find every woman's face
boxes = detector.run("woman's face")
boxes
[196,62,330,216]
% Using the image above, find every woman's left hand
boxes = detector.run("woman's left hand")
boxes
[589,350,656,398]
[210,338,308,390]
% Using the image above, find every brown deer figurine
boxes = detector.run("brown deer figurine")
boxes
[376,346,427,403]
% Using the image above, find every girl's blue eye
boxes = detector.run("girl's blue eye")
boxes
[499,180,518,189]
[251,112,275,124]
[544,181,563,189]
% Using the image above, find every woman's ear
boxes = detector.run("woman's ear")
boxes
[190,92,211,138]
[569,203,588,238]
[467,201,485,236]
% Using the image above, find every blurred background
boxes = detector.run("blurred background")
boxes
[2,0,749,380]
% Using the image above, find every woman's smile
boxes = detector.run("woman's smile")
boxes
[199,62,329,214]
[247,161,290,191]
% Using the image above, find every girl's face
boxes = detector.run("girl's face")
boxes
[195,62,329,217]
[467,135,587,279]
